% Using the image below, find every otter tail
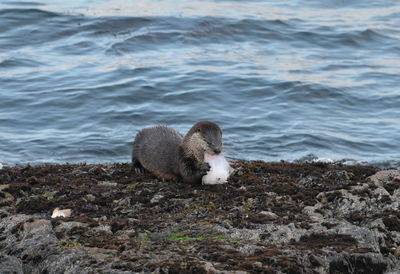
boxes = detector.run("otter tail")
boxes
[132,132,147,174]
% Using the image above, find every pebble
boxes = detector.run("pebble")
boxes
[86,194,96,202]
[51,208,72,218]
[97,181,118,187]
[150,194,164,204]
[259,211,278,220]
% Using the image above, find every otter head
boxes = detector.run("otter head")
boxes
[183,121,223,162]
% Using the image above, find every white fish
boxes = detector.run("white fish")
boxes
[202,153,233,185]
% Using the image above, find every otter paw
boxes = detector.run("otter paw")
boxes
[200,163,211,175]
[134,167,147,174]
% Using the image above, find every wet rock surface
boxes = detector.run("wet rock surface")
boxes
[0,162,399,273]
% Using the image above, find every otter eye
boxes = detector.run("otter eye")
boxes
[197,128,201,132]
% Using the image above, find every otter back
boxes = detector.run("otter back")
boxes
[133,126,183,179]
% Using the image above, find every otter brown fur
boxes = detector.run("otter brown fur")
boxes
[132,121,223,184]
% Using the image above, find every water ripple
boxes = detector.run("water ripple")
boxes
[0,1,399,167]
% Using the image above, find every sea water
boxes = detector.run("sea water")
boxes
[0,0,399,168]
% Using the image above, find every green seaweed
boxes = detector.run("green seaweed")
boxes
[167,232,226,242]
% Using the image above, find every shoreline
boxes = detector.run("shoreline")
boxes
[1,161,400,273]
[1,156,399,170]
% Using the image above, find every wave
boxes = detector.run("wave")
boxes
[1,3,399,167]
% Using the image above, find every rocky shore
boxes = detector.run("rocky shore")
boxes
[1,161,400,273]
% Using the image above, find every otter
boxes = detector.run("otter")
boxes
[132,121,223,184]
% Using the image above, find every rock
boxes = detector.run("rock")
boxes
[263,223,308,245]
[248,211,278,223]
[150,194,164,204]
[0,254,23,274]
[328,252,399,274]
[97,180,118,187]
[368,169,400,186]
[1,161,399,273]
[299,175,318,187]
[86,194,96,202]
[0,214,33,236]
[22,219,53,234]
[201,261,248,274]
[54,221,89,234]
[8,218,58,273]
[259,211,278,219]
[324,170,354,181]
[93,224,112,234]
[36,250,93,273]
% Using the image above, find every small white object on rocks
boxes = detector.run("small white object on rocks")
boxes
[51,208,72,218]
[0,162,3,169]
[202,153,233,185]
[150,194,164,203]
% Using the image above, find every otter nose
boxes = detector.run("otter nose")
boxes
[213,148,221,154]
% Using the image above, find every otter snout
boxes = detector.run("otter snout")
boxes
[207,144,222,155]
